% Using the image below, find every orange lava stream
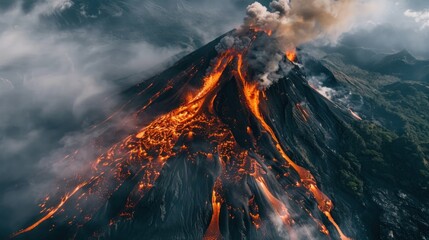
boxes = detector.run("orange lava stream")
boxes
[135,52,232,140]
[236,54,350,240]
[255,177,296,240]
[12,52,234,238]
[256,177,292,226]
[13,49,350,240]
[131,52,234,160]
[12,178,97,237]
[203,191,222,240]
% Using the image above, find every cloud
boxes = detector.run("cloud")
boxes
[0,1,184,234]
[404,9,429,29]
[333,0,429,58]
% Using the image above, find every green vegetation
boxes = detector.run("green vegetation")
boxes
[321,55,429,199]
[336,120,429,198]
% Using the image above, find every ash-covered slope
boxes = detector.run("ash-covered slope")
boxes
[12,30,428,240]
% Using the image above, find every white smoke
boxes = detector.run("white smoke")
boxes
[308,75,337,100]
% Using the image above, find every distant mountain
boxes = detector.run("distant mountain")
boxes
[323,45,429,82]
[372,50,429,82]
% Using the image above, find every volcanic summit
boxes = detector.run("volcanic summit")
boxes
[10,26,362,239]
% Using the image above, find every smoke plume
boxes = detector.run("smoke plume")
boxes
[244,0,361,51]
[234,0,371,87]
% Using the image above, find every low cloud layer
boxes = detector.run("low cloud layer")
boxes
[404,9,429,29]
[0,1,186,234]
[0,0,263,235]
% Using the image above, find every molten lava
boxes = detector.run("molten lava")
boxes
[203,191,222,240]
[286,49,297,62]
[256,177,293,227]
[236,53,350,240]
[12,41,351,240]
[11,178,96,237]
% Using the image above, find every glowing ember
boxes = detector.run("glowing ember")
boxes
[286,50,297,62]
[249,24,273,36]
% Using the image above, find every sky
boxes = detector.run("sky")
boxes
[0,0,428,235]
[339,0,429,58]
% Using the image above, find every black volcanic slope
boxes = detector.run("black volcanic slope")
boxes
[10,34,429,240]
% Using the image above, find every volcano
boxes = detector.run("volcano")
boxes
[10,31,378,240]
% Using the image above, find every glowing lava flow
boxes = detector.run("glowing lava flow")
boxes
[255,177,296,240]
[256,177,292,225]
[132,52,234,160]
[12,47,351,240]
[203,191,222,240]
[12,177,98,237]
[236,54,350,240]
[12,52,234,238]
